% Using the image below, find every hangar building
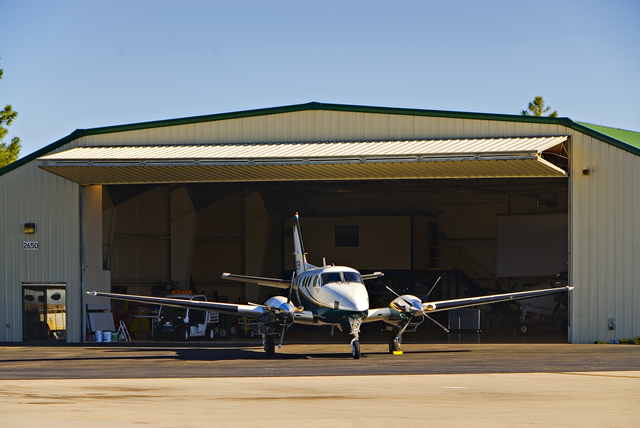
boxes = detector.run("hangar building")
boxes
[1,102,639,344]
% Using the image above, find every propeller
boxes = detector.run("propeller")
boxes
[386,277,449,333]
[385,286,422,315]
[279,271,297,349]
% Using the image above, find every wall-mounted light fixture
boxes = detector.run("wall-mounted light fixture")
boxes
[24,223,36,234]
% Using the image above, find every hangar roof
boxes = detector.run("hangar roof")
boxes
[1,102,637,178]
[37,136,568,185]
[576,122,640,149]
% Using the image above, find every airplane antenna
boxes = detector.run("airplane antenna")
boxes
[424,276,442,302]
[323,257,327,267]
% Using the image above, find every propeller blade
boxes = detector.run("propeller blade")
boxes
[288,271,295,304]
[424,276,441,302]
[425,314,449,333]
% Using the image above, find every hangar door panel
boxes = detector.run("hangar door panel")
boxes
[496,213,568,277]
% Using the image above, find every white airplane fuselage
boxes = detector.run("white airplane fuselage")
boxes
[291,265,369,326]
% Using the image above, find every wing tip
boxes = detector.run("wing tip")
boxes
[86,291,97,296]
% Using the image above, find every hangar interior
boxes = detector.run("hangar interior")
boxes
[100,176,569,338]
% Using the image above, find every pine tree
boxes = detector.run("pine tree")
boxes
[521,96,558,118]
[0,62,21,168]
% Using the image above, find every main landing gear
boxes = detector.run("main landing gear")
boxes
[263,335,275,357]
[389,337,401,353]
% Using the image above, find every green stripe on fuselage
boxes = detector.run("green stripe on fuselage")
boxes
[296,291,367,324]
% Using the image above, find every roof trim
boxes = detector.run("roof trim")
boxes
[2,101,638,177]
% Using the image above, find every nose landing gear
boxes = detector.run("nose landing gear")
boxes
[348,317,364,359]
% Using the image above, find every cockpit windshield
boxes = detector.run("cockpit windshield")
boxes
[321,272,342,284]
[320,271,362,284]
[343,272,362,283]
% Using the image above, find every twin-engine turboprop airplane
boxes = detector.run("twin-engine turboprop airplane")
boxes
[87,214,572,359]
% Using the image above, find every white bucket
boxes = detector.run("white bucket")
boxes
[95,330,103,342]
[103,331,112,342]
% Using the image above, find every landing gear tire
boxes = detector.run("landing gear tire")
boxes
[182,327,190,341]
[264,335,275,357]
[206,327,215,340]
[389,338,401,353]
[351,340,361,359]
[519,324,528,335]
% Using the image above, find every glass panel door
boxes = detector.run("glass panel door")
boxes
[46,288,67,341]
[22,285,66,342]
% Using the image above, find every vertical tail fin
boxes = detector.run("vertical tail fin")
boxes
[292,213,314,275]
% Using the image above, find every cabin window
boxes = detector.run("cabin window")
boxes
[343,272,362,283]
[335,226,359,247]
[313,276,318,287]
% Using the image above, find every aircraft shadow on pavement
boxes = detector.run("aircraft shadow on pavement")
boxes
[0,347,472,364]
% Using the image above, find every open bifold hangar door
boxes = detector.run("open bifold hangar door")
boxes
[37,136,568,185]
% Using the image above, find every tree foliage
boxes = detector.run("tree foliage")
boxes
[521,96,558,118]
[0,62,21,168]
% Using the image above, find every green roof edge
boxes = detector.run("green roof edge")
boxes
[1,101,638,177]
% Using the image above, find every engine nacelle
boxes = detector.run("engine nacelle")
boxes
[264,296,295,319]
[390,294,423,314]
[390,294,437,314]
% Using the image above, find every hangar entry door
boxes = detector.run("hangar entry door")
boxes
[22,284,67,342]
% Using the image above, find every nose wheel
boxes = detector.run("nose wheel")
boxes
[348,317,364,359]
[351,339,361,359]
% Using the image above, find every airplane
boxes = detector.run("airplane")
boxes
[87,214,573,359]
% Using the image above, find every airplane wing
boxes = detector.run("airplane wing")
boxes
[86,291,267,317]
[423,286,573,313]
[221,273,291,289]
[365,286,573,321]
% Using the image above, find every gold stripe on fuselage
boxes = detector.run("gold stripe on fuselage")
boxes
[298,286,334,310]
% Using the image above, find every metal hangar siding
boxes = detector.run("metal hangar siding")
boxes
[0,102,639,344]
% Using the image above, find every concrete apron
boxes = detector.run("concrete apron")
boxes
[1,372,639,427]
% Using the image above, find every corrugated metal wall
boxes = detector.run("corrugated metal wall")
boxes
[0,161,81,342]
[69,111,568,147]
[570,133,640,343]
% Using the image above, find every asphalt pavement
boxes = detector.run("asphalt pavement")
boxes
[1,342,639,427]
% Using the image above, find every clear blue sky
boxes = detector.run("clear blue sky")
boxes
[2,0,639,158]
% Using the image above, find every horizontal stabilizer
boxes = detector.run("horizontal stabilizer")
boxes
[361,272,384,281]
[221,273,291,289]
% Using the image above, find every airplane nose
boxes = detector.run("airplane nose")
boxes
[341,286,369,312]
